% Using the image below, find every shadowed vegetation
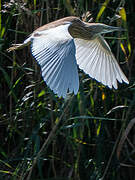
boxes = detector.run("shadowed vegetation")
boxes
[0,0,135,180]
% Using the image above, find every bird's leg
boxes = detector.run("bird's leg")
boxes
[7,41,31,52]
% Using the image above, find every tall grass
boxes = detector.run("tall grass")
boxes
[0,0,135,180]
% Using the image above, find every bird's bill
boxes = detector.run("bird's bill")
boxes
[100,25,125,34]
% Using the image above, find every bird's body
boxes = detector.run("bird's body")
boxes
[8,16,129,98]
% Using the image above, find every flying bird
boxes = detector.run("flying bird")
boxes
[8,16,129,98]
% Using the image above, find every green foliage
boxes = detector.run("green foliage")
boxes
[0,0,135,180]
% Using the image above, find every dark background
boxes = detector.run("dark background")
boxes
[0,0,135,180]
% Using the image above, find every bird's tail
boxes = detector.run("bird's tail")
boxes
[7,38,31,52]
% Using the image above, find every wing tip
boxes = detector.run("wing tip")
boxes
[123,78,129,85]
[117,74,129,85]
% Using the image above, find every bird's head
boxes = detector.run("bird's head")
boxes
[61,17,124,40]
[89,23,124,34]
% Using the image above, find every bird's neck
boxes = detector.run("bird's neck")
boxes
[68,22,95,40]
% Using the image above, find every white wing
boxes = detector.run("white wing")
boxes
[30,24,79,98]
[75,36,129,89]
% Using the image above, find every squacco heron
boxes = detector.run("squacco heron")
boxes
[8,16,129,98]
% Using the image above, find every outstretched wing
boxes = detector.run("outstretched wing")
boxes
[31,24,79,98]
[75,36,129,89]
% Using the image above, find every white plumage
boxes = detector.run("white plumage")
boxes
[10,17,128,98]
[30,24,79,98]
[75,36,128,89]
